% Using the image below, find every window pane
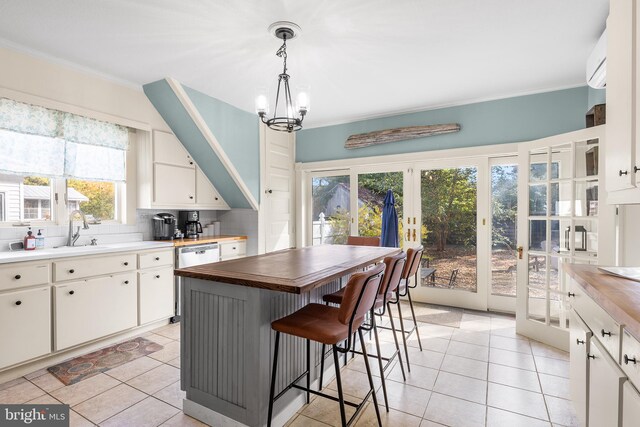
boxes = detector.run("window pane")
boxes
[491,164,518,297]
[67,179,116,221]
[357,172,403,245]
[0,174,52,222]
[311,175,350,245]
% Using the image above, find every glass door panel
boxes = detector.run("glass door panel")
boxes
[310,173,351,245]
[490,163,518,298]
[420,167,478,292]
[357,171,403,245]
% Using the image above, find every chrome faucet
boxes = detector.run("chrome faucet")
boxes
[68,210,89,246]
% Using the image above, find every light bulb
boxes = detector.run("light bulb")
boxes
[296,91,310,114]
[255,94,269,115]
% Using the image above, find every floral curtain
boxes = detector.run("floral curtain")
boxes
[0,98,129,181]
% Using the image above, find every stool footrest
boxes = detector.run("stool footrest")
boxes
[377,323,417,336]
[273,370,309,403]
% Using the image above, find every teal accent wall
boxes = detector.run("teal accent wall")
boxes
[588,86,606,110]
[143,80,258,209]
[297,86,591,163]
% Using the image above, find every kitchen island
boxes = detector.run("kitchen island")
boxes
[174,245,401,427]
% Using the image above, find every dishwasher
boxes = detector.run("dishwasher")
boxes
[171,243,220,323]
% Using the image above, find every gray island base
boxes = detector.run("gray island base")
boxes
[175,245,400,427]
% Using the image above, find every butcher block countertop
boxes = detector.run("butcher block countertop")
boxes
[174,244,401,294]
[566,264,640,341]
[172,235,247,247]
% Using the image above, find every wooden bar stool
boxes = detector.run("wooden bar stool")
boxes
[319,252,407,411]
[388,246,424,371]
[267,264,386,427]
[346,235,380,246]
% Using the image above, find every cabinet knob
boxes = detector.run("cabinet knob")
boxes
[155,257,160,261]
[215,197,218,200]
[124,262,129,266]
[587,353,595,359]
[620,170,629,176]
[15,300,22,306]
[155,275,160,279]
[635,166,639,173]
[624,354,637,365]
[567,292,575,298]
[601,329,612,337]
[69,269,75,274]
[124,280,129,285]
[14,274,21,280]
[267,189,273,194]
[189,195,194,199]
[576,338,585,345]
[189,161,194,165]
[69,290,75,295]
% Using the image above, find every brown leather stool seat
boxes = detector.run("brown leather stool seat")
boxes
[272,303,364,345]
[319,252,407,411]
[267,263,386,427]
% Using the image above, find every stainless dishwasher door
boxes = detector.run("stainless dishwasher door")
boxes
[173,244,220,322]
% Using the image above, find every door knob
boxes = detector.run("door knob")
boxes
[517,246,524,260]
[412,229,417,241]
[406,230,411,241]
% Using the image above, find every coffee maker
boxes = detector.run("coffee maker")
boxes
[178,210,203,239]
[152,213,176,240]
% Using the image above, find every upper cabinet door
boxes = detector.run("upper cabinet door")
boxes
[153,130,195,169]
[196,168,229,209]
[154,163,196,205]
[606,0,637,192]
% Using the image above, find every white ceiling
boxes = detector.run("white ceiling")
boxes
[0,0,608,128]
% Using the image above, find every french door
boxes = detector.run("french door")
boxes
[408,158,489,311]
[515,126,613,349]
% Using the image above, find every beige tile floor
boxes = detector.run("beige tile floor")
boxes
[0,303,577,427]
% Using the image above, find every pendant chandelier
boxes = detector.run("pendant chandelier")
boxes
[255,22,309,133]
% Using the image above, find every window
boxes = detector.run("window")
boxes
[0,192,5,221]
[67,179,116,221]
[0,97,130,224]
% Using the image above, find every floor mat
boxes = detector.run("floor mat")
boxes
[47,337,163,385]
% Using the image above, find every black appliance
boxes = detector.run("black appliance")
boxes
[152,213,176,240]
[178,210,203,239]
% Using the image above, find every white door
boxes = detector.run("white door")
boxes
[409,158,489,310]
[515,127,612,348]
[261,125,295,253]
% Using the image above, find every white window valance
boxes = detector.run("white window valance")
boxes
[0,98,129,181]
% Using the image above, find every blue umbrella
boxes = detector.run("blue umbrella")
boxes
[380,189,399,247]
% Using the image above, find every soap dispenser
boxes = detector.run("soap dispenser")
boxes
[24,227,36,251]
[35,229,45,250]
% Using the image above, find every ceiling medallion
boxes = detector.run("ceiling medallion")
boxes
[255,21,309,133]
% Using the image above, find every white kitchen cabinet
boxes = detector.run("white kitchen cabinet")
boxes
[623,381,640,427]
[54,252,136,282]
[196,168,229,209]
[220,240,247,261]
[0,261,49,292]
[589,336,626,427]
[154,163,196,206]
[606,0,640,202]
[570,310,592,427]
[138,249,174,270]
[138,130,229,209]
[54,272,137,350]
[0,286,51,369]
[153,130,195,169]
[138,266,174,325]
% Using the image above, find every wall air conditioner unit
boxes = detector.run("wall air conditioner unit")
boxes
[587,29,607,89]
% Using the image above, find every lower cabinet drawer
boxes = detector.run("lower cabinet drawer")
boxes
[54,253,136,282]
[139,249,174,270]
[0,286,51,369]
[54,272,137,350]
[0,261,50,292]
[622,329,640,387]
[589,337,626,427]
[220,240,246,260]
[139,267,174,325]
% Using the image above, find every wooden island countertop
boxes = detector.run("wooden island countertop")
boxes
[565,264,640,341]
[174,244,401,294]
